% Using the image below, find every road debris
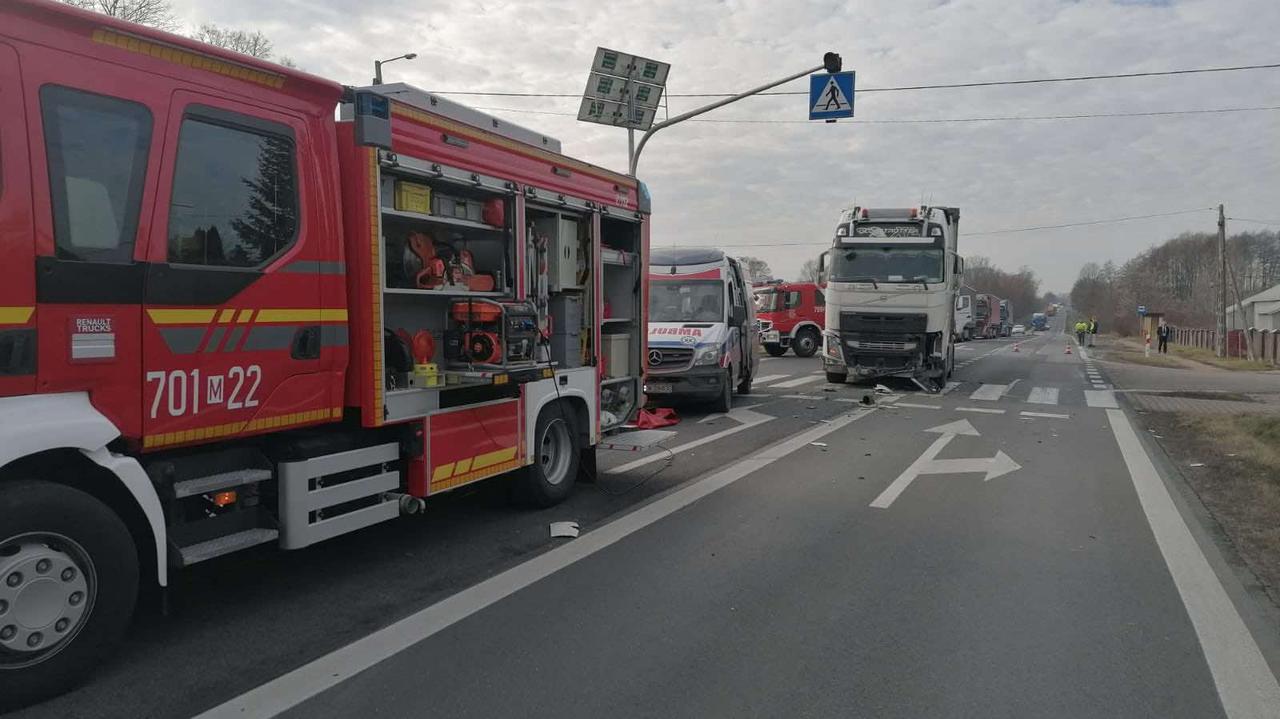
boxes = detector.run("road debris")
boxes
[549,521,580,539]
[1188,462,1206,468]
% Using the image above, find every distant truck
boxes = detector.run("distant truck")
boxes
[753,281,825,357]
[954,291,975,341]
[1031,312,1048,331]
[998,299,1013,337]
[818,205,961,392]
[974,293,1001,339]
[1045,304,1059,317]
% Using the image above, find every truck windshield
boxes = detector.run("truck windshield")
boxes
[754,290,779,312]
[650,279,724,323]
[830,247,945,284]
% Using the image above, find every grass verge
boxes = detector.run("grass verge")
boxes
[1108,351,1184,369]
[1158,413,1280,605]
[1172,345,1276,371]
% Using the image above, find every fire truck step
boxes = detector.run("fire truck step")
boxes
[174,528,279,566]
[172,468,274,499]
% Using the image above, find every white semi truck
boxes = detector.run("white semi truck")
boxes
[818,206,962,392]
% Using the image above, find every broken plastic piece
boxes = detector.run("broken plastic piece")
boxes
[1188,463,1205,468]
[874,384,891,394]
[810,442,828,448]
[550,521,580,539]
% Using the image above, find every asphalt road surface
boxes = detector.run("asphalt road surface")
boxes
[15,332,1280,718]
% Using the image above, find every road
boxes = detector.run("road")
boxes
[16,332,1280,718]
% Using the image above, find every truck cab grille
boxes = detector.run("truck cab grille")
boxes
[648,347,693,370]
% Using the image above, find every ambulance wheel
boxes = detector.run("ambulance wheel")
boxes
[826,371,847,384]
[714,371,733,413]
[517,405,580,508]
[792,328,819,358]
[0,480,138,712]
[764,344,787,357]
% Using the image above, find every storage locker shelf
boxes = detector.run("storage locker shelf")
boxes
[382,207,503,233]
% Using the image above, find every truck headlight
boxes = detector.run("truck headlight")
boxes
[823,332,842,359]
[693,346,721,366]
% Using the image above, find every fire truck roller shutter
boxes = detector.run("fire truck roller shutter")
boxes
[0,393,167,587]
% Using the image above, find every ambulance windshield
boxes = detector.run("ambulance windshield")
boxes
[650,279,724,323]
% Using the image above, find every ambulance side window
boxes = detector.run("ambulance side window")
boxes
[167,109,297,268]
[40,85,153,263]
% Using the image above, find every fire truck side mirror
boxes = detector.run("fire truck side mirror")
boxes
[354,90,393,149]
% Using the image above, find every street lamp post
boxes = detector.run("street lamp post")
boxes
[373,52,418,85]
[628,52,842,175]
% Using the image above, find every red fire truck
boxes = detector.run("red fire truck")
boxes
[752,281,824,357]
[0,0,650,707]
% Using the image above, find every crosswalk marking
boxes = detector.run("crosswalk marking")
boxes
[1021,411,1070,419]
[1026,387,1060,405]
[958,407,1006,415]
[894,402,941,410]
[751,374,789,385]
[1085,390,1118,408]
[969,383,1007,401]
[770,374,824,389]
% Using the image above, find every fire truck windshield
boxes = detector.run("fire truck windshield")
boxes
[830,246,945,284]
[754,290,779,312]
[650,279,724,323]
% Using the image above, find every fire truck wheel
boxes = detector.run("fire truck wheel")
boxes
[0,480,138,712]
[517,405,580,508]
[764,344,787,357]
[791,328,819,358]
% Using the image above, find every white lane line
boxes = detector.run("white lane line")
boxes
[1026,387,1060,405]
[958,407,1006,415]
[1107,409,1280,717]
[605,409,773,475]
[1078,346,1090,360]
[969,384,1007,401]
[1085,390,1118,408]
[894,402,942,410]
[770,373,824,389]
[750,374,790,385]
[1020,411,1070,419]
[194,408,879,719]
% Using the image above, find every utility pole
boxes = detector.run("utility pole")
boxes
[1217,204,1227,358]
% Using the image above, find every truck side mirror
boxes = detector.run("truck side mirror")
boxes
[817,251,829,286]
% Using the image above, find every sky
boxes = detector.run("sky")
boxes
[165,0,1280,294]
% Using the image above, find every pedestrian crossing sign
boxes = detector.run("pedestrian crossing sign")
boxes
[809,71,855,121]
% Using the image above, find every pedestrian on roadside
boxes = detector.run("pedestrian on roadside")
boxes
[1075,319,1087,346]
[1157,320,1171,354]
[1088,316,1098,347]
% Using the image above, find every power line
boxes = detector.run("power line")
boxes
[696,208,1216,249]
[1226,216,1280,226]
[473,104,1280,125]
[430,61,1280,99]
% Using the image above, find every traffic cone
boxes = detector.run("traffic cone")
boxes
[1013,343,1020,352]
[1064,343,1073,355]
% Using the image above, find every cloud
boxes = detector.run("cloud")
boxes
[168,0,1280,292]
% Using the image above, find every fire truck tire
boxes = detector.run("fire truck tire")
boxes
[0,480,138,712]
[763,344,787,357]
[825,371,847,384]
[516,405,580,508]
[791,328,819,358]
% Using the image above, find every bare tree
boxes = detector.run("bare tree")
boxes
[736,256,773,284]
[797,257,821,283]
[193,23,274,59]
[63,0,179,31]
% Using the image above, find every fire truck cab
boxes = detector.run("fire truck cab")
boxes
[0,0,650,708]
[753,281,825,357]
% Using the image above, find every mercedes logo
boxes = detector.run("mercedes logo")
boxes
[647,349,663,365]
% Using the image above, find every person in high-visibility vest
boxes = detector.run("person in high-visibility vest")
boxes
[1075,320,1088,346]
[1088,316,1099,347]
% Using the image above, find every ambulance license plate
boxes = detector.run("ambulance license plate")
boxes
[645,382,673,394]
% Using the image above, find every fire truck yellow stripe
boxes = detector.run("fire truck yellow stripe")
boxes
[430,458,524,492]
[236,309,255,323]
[0,307,34,325]
[143,406,342,449]
[472,446,518,470]
[147,308,218,325]
[217,309,235,324]
[368,148,384,426]
[92,28,286,89]
[253,309,348,324]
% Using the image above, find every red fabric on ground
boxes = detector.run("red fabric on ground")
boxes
[636,407,680,428]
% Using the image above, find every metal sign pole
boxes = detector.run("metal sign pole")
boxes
[629,57,835,176]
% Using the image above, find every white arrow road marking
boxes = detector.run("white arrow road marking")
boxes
[697,403,761,424]
[870,418,1020,509]
[606,407,773,475]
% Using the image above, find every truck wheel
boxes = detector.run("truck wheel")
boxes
[714,371,733,413]
[825,371,846,384]
[791,328,819,358]
[516,404,580,508]
[0,480,139,712]
[764,344,787,357]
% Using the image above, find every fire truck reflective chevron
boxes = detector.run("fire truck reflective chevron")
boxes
[146,308,349,354]
[0,307,35,325]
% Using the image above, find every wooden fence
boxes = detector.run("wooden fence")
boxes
[1171,327,1280,365]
